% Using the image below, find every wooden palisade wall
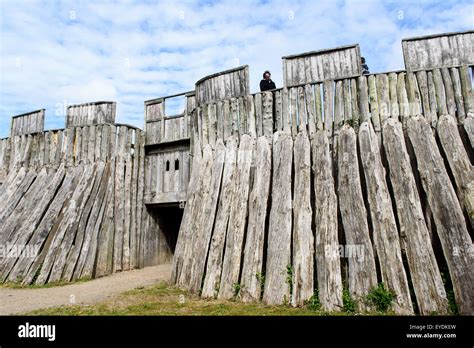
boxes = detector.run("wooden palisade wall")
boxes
[0,105,172,285]
[173,33,474,315]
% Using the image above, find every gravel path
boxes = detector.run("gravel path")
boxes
[0,264,171,315]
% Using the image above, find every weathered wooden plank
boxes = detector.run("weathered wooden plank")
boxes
[368,75,380,131]
[201,136,238,298]
[337,125,377,310]
[450,68,466,122]
[432,69,448,116]
[305,84,317,138]
[95,159,116,278]
[312,129,343,311]
[358,75,370,124]
[188,141,226,293]
[415,70,433,124]
[222,100,231,142]
[388,73,399,120]
[275,90,283,132]
[238,97,248,136]
[323,81,333,138]
[263,132,293,305]
[291,131,314,306]
[382,118,449,314]
[230,98,239,140]
[459,65,474,117]
[113,128,127,272]
[122,129,133,271]
[262,91,273,140]
[350,78,359,127]
[288,86,298,139]
[239,136,271,302]
[314,84,323,131]
[407,116,474,315]
[0,169,36,224]
[426,71,439,127]
[282,88,291,134]
[464,115,474,147]
[201,104,209,147]
[208,103,217,147]
[441,68,456,116]
[0,168,48,257]
[246,95,256,139]
[333,81,344,134]
[437,114,474,226]
[376,74,390,124]
[88,126,96,164]
[218,135,254,299]
[254,93,263,138]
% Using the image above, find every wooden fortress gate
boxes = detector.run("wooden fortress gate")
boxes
[0,30,472,316]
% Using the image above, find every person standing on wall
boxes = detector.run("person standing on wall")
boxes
[260,70,276,91]
[361,57,370,75]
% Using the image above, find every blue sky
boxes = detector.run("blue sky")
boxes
[0,0,473,138]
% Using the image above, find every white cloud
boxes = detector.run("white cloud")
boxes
[0,0,472,138]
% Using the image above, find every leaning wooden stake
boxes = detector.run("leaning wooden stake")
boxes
[201,137,238,298]
[437,114,474,227]
[407,116,474,315]
[382,118,448,314]
[218,134,254,300]
[337,125,377,310]
[359,121,413,315]
[239,136,271,302]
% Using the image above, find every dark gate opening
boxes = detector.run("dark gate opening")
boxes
[150,204,184,253]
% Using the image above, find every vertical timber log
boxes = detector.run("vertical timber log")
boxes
[337,125,377,310]
[312,129,343,311]
[291,130,314,306]
[263,132,293,305]
[239,136,271,302]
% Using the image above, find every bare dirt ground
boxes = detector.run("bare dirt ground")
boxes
[0,264,171,315]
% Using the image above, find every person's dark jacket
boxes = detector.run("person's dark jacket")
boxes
[362,64,370,75]
[260,79,276,92]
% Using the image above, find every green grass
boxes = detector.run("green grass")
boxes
[24,281,403,316]
[1,276,92,289]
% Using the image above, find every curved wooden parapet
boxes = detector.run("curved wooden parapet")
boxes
[402,30,474,72]
[66,101,116,128]
[282,44,362,87]
[195,65,249,106]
